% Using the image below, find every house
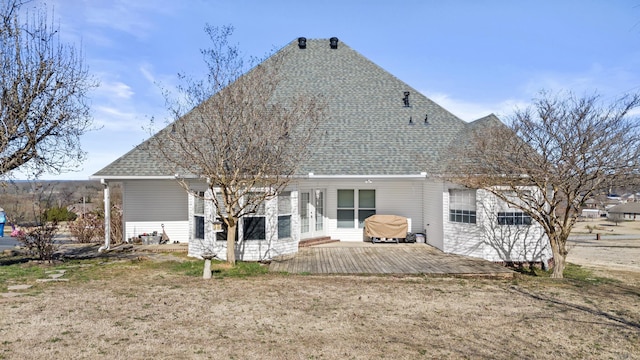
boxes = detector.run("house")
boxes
[607,203,640,222]
[581,208,602,219]
[91,38,552,265]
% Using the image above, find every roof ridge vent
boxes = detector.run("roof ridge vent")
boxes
[298,37,307,49]
[329,37,339,49]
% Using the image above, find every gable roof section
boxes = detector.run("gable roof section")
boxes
[94,38,487,179]
[608,202,640,214]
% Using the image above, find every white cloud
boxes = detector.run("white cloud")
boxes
[627,107,640,117]
[140,64,157,84]
[520,63,640,100]
[94,80,134,100]
[92,106,146,132]
[77,0,178,40]
[44,0,182,47]
[424,59,640,124]
[422,91,530,122]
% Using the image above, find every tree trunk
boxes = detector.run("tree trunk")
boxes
[549,234,568,279]
[551,250,565,278]
[226,223,237,265]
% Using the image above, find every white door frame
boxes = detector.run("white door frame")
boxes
[300,188,325,239]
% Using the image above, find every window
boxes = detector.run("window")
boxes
[278,192,291,239]
[214,192,229,241]
[315,190,324,231]
[358,189,376,228]
[337,189,354,228]
[193,191,205,239]
[497,212,532,225]
[338,189,376,229]
[243,193,266,240]
[300,192,310,233]
[449,189,476,224]
[243,217,265,240]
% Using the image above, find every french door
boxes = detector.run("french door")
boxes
[300,189,325,239]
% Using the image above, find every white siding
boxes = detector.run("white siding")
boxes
[299,178,425,242]
[423,180,444,250]
[189,189,301,261]
[124,221,189,243]
[123,180,189,243]
[442,186,552,263]
[119,177,552,264]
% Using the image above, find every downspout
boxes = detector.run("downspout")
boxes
[98,179,111,253]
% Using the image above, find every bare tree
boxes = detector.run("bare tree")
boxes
[0,0,96,178]
[448,91,640,278]
[151,25,325,265]
[475,193,549,271]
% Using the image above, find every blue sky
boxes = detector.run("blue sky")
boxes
[21,0,640,180]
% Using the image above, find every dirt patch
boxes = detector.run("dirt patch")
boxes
[1,265,639,359]
[1,233,639,359]
[567,242,640,287]
[572,218,640,235]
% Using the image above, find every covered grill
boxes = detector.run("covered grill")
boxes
[364,215,409,243]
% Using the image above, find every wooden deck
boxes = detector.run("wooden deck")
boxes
[269,243,514,277]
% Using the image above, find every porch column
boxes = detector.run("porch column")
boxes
[98,179,111,252]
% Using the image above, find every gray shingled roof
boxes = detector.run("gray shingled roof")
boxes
[93,38,494,178]
[608,202,640,214]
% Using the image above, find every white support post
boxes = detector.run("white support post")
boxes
[98,179,111,253]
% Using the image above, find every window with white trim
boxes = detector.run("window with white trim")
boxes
[497,212,532,225]
[449,189,476,224]
[193,191,205,239]
[358,189,376,228]
[337,189,376,229]
[214,193,229,241]
[337,189,354,228]
[243,193,265,240]
[278,192,291,239]
[497,190,532,226]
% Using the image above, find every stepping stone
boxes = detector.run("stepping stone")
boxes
[45,270,66,274]
[49,273,64,279]
[0,292,23,298]
[7,284,32,291]
[36,278,69,283]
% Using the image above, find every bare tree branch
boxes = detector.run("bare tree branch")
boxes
[0,0,97,178]
[447,91,640,278]
[150,25,326,264]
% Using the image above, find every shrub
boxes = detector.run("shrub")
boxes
[44,207,77,222]
[17,221,59,262]
[68,212,102,243]
[69,205,123,244]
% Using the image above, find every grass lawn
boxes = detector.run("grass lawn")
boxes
[1,255,639,359]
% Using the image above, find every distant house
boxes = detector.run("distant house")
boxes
[583,198,598,209]
[581,208,602,219]
[622,193,638,203]
[607,203,640,222]
[91,38,552,265]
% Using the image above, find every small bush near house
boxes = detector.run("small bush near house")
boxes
[68,212,102,243]
[69,205,123,244]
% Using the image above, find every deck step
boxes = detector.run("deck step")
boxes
[298,237,339,248]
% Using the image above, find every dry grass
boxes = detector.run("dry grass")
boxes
[1,259,639,359]
[572,218,640,235]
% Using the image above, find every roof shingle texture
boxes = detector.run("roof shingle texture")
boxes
[94,38,489,178]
